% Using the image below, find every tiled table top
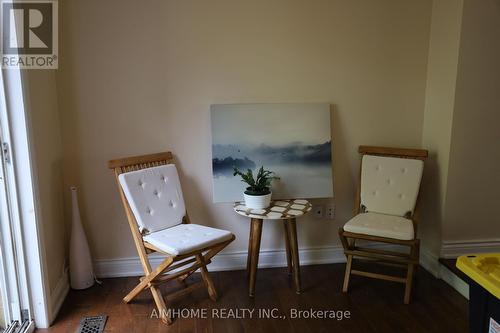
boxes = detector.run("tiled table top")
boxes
[233,199,312,220]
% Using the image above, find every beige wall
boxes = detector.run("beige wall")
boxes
[57,0,431,261]
[419,0,463,255]
[443,0,500,242]
[25,70,66,293]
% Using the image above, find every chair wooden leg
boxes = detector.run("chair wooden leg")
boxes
[404,263,415,304]
[123,256,174,303]
[339,228,353,293]
[196,254,218,301]
[283,220,293,275]
[404,240,419,304]
[151,286,172,325]
[123,255,174,325]
[342,254,353,292]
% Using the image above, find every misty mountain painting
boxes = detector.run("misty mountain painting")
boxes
[210,103,333,202]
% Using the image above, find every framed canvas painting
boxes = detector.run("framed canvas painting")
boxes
[211,103,333,202]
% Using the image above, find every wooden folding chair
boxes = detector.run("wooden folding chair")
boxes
[339,146,428,304]
[108,152,235,324]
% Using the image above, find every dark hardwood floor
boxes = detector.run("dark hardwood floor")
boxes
[37,263,468,333]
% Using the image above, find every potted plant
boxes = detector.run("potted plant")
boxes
[233,166,280,209]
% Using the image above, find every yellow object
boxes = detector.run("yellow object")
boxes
[456,253,500,299]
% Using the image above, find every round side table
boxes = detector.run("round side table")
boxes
[233,199,312,296]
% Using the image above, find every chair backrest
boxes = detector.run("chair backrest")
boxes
[358,146,428,218]
[119,164,186,233]
[108,152,186,235]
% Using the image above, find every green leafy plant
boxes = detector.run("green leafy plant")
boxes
[233,166,280,195]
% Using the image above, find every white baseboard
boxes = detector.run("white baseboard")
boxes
[95,244,438,278]
[438,264,469,299]
[49,269,69,324]
[419,248,440,277]
[440,239,500,259]
[95,246,347,278]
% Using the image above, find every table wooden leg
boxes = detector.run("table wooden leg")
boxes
[246,219,255,276]
[288,218,301,294]
[283,220,293,275]
[249,218,263,297]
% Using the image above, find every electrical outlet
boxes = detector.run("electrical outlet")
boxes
[326,204,335,219]
[313,205,323,218]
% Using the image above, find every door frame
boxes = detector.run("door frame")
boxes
[0,143,20,330]
[1,67,51,329]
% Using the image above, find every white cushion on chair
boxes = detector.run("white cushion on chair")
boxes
[361,155,423,217]
[143,223,233,256]
[343,212,414,240]
[119,165,186,233]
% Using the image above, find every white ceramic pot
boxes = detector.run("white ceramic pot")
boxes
[244,192,272,209]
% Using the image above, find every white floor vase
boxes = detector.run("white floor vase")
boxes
[69,186,95,290]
